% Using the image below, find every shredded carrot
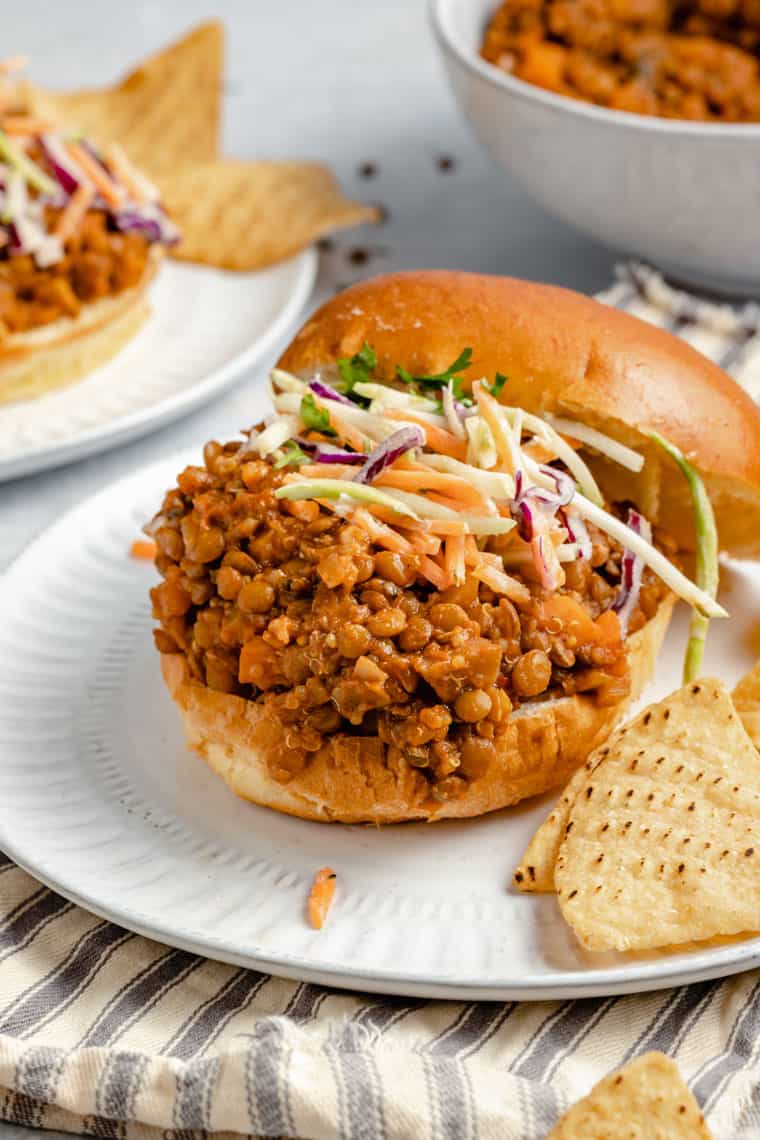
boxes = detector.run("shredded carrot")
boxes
[307,867,337,930]
[385,409,467,460]
[425,491,483,515]
[67,141,123,207]
[444,534,466,586]
[463,534,480,562]
[419,554,448,590]
[428,519,468,537]
[474,386,518,473]
[130,539,157,561]
[352,508,414,554]
[2,115,53,135]
[406,531,441,556]
[54,181,95,242]
[298,463,358,480]
[375,468,490,511]
[471,559,531,603]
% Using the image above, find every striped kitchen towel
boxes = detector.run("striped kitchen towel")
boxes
[2,265,760,1140]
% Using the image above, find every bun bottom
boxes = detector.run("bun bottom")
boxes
[0,250,160,406]
[160,598,674,824]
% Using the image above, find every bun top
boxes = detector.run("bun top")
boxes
[279,270,760,557]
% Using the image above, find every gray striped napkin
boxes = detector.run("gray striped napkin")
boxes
[2,265,760,1140]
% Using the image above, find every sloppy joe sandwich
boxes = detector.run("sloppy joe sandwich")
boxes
[0,62,177,405]
[148,271,760,824]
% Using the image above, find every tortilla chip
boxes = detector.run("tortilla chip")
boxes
[513,750,609,893]
[547,1052,713,1139]
[157,159,379,271]
[25,22,222,168]
[733,661,760,750]
[555,678,760,952]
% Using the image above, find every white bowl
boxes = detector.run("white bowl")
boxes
[431,0,760,296]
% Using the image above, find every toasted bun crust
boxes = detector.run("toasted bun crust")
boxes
[161,598,673,824]
[279,271,760,558]
[0,247,161,406]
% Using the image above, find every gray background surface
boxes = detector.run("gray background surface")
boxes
[0,2,617,1135]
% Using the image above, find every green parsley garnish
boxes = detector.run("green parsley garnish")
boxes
[273,440,309,468]
[486,372,508,398]
[300,393,336,436]
[337,342,378,394]
[396,347,473,399]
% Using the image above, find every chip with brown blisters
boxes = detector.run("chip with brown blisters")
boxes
[555,678,760,952]
[23,23,377,271]
[513,747,613,893]
[25,22,223,168]
[157,159,380,272]
[546,1052,713,1139]
[732,661,760,751]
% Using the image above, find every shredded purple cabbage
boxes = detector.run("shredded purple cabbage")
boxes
[313,443,364,465]
[308,378,354,406]
[39,134,81,196]
[613,508,652,635]
[354,425,425,485]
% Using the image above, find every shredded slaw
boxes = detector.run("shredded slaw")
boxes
[261,359,726,663]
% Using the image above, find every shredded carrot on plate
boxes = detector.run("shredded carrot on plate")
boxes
[308,866,337,930]
[130,539,157,560]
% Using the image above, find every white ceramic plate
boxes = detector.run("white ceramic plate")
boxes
[1,451,760,1000]
[0,251,316,483]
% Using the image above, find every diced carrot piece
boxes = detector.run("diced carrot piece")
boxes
[537,595,622,647]
[283,498,320,522]
[130,539,157,560]
[308,867,337,929]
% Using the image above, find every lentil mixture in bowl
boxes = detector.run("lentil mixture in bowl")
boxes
[481,0,760,121]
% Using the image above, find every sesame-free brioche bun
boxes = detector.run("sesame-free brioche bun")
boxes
[0,246,161,406]
[279,270,760,558]
[161,597,672,824]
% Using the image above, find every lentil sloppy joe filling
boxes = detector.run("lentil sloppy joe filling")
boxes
[481,0,760,121]
[151,438,672,799]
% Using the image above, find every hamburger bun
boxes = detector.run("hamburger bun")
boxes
[280,270,760,558]
[0,246,162,406]
[161,597,673,823]
[154,270,755,824]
